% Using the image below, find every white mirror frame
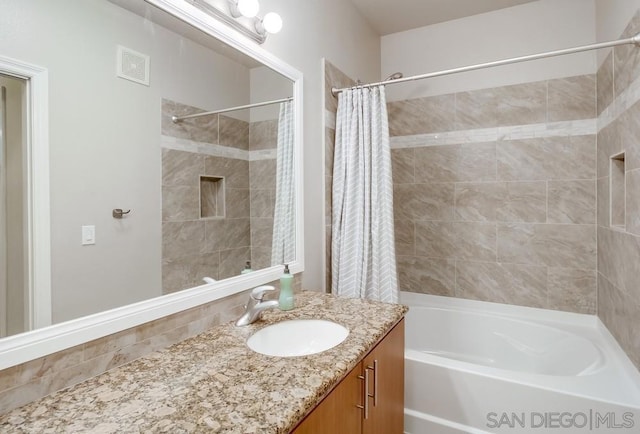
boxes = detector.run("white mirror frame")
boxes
[0,0,304,370]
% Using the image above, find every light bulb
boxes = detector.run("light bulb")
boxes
[262,12,282,34]
[237,0,259,18]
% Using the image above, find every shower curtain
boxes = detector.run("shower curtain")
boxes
[271,100,296,265]
[331,86,398,303]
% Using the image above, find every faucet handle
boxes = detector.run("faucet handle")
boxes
[250,285,275,301]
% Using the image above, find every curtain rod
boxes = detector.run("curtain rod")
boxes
[331,33,640,97]
[172,96,293,123]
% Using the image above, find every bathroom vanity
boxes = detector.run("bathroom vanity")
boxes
[0,291,406,433]
[292,318,404,434]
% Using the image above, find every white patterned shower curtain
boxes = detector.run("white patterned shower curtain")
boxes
[331,86,398,303]
[271,100,296,265]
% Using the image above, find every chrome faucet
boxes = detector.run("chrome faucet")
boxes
[235,285,279,326]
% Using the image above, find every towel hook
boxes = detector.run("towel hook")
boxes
[112,209,131,219]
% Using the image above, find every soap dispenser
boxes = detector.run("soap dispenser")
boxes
[241,261,253,274]
[278,264,294,311]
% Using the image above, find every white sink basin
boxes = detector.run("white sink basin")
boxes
[247,319,349,357]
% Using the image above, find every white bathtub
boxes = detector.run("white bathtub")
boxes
[402,292,640,434]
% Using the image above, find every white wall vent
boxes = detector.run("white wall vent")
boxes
[116,45,150,86]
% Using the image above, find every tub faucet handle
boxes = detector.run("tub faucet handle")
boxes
[250,285,275,301]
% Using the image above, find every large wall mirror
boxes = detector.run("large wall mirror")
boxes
[0,0,303,367]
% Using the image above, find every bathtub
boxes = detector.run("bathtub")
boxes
[402,292,640,434]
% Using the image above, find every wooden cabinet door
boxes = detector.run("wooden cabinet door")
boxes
[292,362,363,434]
[362,319,405,434]
[292,318,405,434]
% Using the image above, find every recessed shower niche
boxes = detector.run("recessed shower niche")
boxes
[200,175,225,218]
[610,151,626,229]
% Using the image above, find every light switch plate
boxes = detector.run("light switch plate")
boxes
[82,225,95,245]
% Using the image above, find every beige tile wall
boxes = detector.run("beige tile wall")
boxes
[596,10,640,370]
[323,61,598,314]
[249,154,277,270]
[387,75,595,136]
[161,99,251,292]
[390,76,598,314]
[162,148,251,291]
[243,119,278,271]
[161,99,279,291]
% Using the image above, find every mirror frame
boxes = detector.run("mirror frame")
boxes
[0,0,304,369]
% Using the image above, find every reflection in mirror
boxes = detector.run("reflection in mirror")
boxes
[160,87,295,294]
[0,0,295,338]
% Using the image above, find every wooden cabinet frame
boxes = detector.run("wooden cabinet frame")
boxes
[293,319,405,434]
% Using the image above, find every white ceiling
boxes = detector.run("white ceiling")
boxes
[350,0,539,35]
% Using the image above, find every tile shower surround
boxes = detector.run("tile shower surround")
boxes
[324,62,598,314]
[161,99,278,293]
[595,9,640,370]
[389,74,599,315]
[391,128,598,315]
[325,11,640,369]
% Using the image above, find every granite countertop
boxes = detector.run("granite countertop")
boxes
[0,291,407,433]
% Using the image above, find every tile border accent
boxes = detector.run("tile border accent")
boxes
[248,148,278,161]
[598,69,640,131]
[161,135,276,161]
[390,119,596,149]
[324,71,640,149]
[325,109,336,130]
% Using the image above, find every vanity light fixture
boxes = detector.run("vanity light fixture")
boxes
[195,0,282,44]
[258,11,283,35]
[234,0,259,18]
